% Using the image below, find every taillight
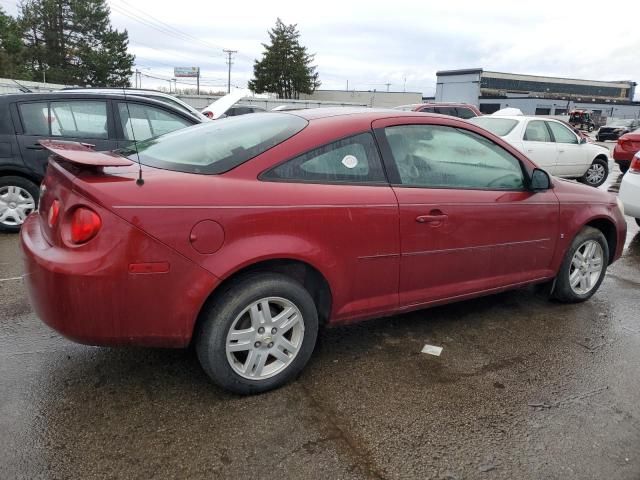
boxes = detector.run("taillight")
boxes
[70,207,101,244]
[47,199,60,228]
[203,111,213,119]
[630,155,640,174]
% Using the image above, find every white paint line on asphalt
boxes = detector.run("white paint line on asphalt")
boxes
[421,344,443,356]
[0,275,24,282]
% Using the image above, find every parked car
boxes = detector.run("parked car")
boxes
[21,109,626,394]
[0,92,203,231]
[469,115,612,187]
[60,87,210,122]
[619,152,640,226]
[613,129,640,173]
[394,102,482,119]
[597,119,640,142]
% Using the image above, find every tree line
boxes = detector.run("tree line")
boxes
[0,0,134,86]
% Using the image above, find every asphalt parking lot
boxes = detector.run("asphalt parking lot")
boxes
[1,141,639,480]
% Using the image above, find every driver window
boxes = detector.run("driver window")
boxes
[547,121,579,144]
[384,124,525,190]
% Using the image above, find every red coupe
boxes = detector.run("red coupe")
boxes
[21,109,626,394]
[614,130,640,173]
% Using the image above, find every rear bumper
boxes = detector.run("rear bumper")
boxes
[613,144,635,167]
[20,212,220,347]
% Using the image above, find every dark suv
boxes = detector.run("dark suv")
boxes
[393,102,482,119]
[0,92,202,231]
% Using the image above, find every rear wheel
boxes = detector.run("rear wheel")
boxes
[579,158,608,187]
[552,227,608,303]
[0,176,39,233]
[196,273,319,394]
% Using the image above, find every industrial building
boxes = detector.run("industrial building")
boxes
[435,69,640,119]
[299,89,422,108]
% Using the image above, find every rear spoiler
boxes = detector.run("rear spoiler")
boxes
[39,140,134,167]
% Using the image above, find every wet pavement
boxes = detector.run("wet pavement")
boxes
[1,160,639,479]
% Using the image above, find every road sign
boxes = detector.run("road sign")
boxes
[174,67,199,78]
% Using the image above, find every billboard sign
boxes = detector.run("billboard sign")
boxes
[174,67,199,78]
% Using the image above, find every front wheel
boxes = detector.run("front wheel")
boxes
[196,273,319,394]
[579,158,608,188]
[587,125,594,132]
[0,176,39,233]
[552,227,608,303]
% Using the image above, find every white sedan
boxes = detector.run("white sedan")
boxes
[619,153,640,226]
[469,115,612,187]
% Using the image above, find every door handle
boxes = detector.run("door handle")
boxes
[416,213,448,224]
[26,144,44,150]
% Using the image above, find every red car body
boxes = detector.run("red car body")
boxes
[614,131,640,171]
[21,109,626,348]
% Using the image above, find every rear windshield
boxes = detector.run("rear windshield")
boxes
[121,113,307,174]
[468,117,518,136]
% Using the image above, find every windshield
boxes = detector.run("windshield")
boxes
[120,113,308,174]
[468,117,518,136]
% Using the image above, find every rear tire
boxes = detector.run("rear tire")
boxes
[196,273,319,395]
[579,158,608,188]
[0,176,39,233]
[552,226,608,303]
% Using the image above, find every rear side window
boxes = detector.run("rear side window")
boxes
[468,117,518,136]
[456,107,476,119]
[263,133,386,184]
[118,103,192,141]
[434,107,457,116]
[122,113,307,174]
[50,101,108,139]
[19,102,50,135]
[524,120,551,142]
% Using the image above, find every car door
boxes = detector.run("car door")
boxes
[546,120,587,177]
[521,119,559,174]
[372,117,559,308]
[114,101,195,148]
[261,131,400,320]
[15,99,116,178]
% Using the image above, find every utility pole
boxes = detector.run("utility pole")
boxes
[346,80,349,91]
[196,67,200,95]
[385,82,391,92]
[223,49,237,94]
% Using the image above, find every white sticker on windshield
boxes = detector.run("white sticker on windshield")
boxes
[341,155,358,169]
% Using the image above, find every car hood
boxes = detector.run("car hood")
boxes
[552,177,616,205]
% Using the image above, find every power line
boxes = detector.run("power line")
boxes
[110,0,226,56]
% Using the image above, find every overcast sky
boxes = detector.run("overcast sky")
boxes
[2,0,639,98]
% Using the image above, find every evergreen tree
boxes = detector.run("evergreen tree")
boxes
[0,7,27,78]
[19,0,134,86]
[249,18,320,99]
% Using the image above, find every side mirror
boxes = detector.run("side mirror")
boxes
[530,168,551,191]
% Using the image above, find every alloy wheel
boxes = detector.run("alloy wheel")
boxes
[569,240,604,295]
[585,163,606,186]
[226,297,305,380]
[0,185,36,227]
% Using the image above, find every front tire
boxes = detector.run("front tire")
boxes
[552,227,608,303]
[579,158,608,187]
[0,176,39,233]
[196,273,319,394]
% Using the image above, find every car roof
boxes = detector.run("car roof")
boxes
[0,92,202,120]
[284,107,411,121]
